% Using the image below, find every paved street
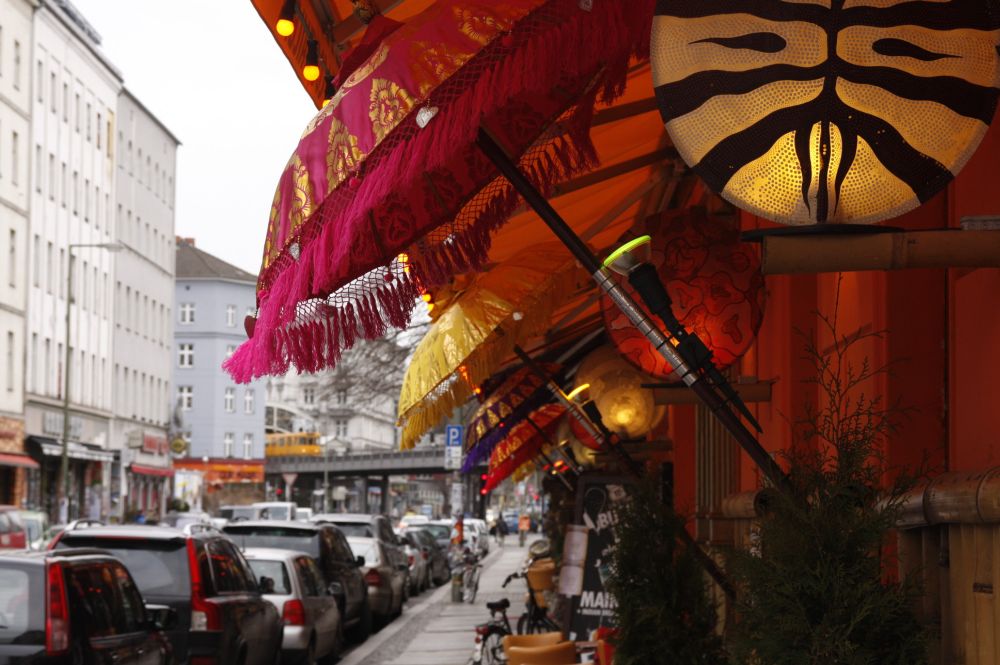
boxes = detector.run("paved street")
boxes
[339,539,532,665]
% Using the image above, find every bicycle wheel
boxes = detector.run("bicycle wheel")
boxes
[481,631,506,664]
[467,567,481,603]
[516,613,529,635]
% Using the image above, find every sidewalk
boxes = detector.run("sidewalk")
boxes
[340,538,532,665]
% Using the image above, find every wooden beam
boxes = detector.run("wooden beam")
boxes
[591,97,659,127]
[760,229,1000,274]
[333,0,403,44]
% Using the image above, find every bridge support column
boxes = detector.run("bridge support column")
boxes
[379,475,389,515]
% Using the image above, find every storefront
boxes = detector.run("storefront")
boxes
[117,431,172,521]
[0,416,39,507]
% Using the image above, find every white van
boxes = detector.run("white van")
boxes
[252,501,298,521]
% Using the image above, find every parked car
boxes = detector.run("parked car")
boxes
[502,510,519,534]
[413,520,453,554]
[254,502,298,521]
[53,525,283,665]
[161,511,212,530]
[244,548,343,665]
[223,521,372,643]
[397,514,428,529]
[0,548,175,665]
[219,504,260,523]
[396,531,429,595]
[18,510,49,550]
[402,527,450,586]
[0,506,27,550]
[346,537,405,628]
[464,518,490,557]
[295,508,313,522]
[311,514,408,590]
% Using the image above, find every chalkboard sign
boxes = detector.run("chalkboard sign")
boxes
[564,474,631,641]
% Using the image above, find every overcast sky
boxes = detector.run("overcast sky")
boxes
[73,0,317,274]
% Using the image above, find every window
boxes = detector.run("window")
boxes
[62,81,67,122]
[74,92,80,132]
[207,540,253,592]
[31,234,38,287]
[178,343,193,368]
[243,433,253,459]
[224,387,235,413]
[244,389,255,414]
[179,302,194,324]
[45,242,52,294]
[36,60,42,102]
[303,387,315,405]
[5,332,12,392]
[34,144,39,192]
[335,418,348,439]
[223,432,234,458]
[49,72,55,113]
[226,304,236,327]
[60,161,66,207]
[9,131,15,185]
[72,170,78,214]
[226,345,236,359]
[12,41,19,90]
[86,102,91,141]
[336,388,347,405]
[178,385,193,410]
[7,229,13,288]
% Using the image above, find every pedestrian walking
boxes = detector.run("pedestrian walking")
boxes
[496,515,509,546]
[518,513,531,547]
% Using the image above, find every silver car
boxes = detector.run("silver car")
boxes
[244,547,344,665]
[347,536,405,627]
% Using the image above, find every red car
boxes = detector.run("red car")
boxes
[0,506,27,549]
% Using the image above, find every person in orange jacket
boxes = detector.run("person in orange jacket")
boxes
[518,513,531,547]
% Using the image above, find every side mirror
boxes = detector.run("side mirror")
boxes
[145,604,178,631]
[327,581,344,598]
[258,576,275,594]
[355,555,365,567]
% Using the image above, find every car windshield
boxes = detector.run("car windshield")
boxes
[0,564,43,645]
[258,506,293,521]
[347,539,379,566]
[21,517,44,543]
[417,524,450,541]
[247,559,292,595]
[55,538,190,599]
[223,527,320,558]
[332,522,373,538]
[222,507,257,522]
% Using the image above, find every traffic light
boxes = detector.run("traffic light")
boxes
[479,473,488,496]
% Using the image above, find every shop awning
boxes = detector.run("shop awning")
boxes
[0,453,39,469]
[30,437,116,463]
[129,464,174,478]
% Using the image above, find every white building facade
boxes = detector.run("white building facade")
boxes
[0,0,37,507]
[110,88,178,520]
[25,0,120,520]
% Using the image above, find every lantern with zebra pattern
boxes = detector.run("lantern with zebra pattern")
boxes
[652,0,1000,226]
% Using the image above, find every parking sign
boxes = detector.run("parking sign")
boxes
[444,425,463,470]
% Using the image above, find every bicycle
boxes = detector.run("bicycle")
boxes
[505,568,559,634]
[470,598,512,664]
[462,549,482,604]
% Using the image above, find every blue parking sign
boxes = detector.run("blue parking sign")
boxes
[445,425,464,448]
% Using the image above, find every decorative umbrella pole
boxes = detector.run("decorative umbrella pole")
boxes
[477,132,790,494]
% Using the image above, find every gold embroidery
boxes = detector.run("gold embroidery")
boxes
[341,43,391,91]
[263,187,282,269]
[410,41,469,96]
[326,118,365,191]
[454,7,506,45]
[289,155,315,234]
[369,78,415,142]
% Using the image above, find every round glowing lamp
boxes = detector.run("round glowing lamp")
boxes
[652,4,1000,225]
[574,345,665,440]
[303,40,321,82]
[276,0,296,37]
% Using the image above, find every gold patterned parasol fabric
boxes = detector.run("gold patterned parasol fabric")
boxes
[397,242,580,449]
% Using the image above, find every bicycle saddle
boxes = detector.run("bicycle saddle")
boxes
[486,598,511,612]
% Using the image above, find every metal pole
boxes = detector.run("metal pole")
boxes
[476,129,790,495]
[59,250,74,521]
[323,442,330,513]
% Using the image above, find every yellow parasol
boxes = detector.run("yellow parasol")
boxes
[397,242,582,449]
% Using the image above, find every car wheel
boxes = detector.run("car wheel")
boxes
[346,595,372,644]
[320,618,345,663]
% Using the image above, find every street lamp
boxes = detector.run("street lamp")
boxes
[59,242,123,523]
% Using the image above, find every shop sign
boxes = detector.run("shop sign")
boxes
[42,412,83,440]
[565,475,631,641]
[143,433,167,455]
